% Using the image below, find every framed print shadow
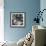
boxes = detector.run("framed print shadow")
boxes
[10,12,26,28]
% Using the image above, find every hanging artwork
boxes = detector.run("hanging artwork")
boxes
[10,12,26,27]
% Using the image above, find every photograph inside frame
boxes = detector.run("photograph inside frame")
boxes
[12,13,23,25]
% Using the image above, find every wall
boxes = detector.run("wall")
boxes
[40,0,46,27]
[4,0,40,42]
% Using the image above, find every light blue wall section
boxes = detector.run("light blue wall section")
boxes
[4,0,40,42]
[40,0,46,27]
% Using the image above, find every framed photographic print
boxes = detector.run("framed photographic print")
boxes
[10,12,26,27]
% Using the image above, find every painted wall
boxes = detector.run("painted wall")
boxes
[40,0,46,27]
[4,0,40,42]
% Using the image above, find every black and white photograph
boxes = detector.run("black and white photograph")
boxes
[10,12,25,27]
